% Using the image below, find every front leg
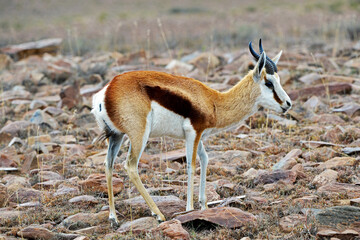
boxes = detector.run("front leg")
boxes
[197,140,208,210]
[184,125,202,211]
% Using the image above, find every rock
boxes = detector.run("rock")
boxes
[79,174,123,194]
[292,195,318,205]
[311,114,345,124]
[29,99,48,110]
[333,102,360,117]
[312,169,338,186]
[278,69,291,85]
[242,168,267,180]
[3,175,31,192]
[302,147,337,162]
[175,207,256,229]
[123,195,185,218]
[117,217,158,234]
[303,96,322,110]
[46,60,73,84]
[318,183,360,199]
[279,214,306,233]
[299,73,323,85]
[0,120,35,138]
[315,206,360,230]
[155,219,190,240]
[0,209,25,223]
[33,170,63,182]
[165,60,194,74]
[58,83,81,109]
[254,170,297,185]
[75,226,98,235]
[44,106,63,117]
[0,153,18,168]
[27,135,51,146]
[69,195,98,205]
[350,198,360,207]
[0,184,8,207]
[54,185,80,196]
[288,83,352,101]
[18,201,42,208]
[17,225,55,240]
[323,125,345,143]
[29,109,59,130]
[272,149,301,170]
[316,229,359,240]
[267,113,297,127]
[0,88,31,102]
[342,147,360,155]
[62,211,108,230]
[147,148,186,163]
[0,53,13,70]
[188,52,221,72]
[1,38,62,60]
[33,180,63,190]
[318,157,357,169]
[9,187,43,204]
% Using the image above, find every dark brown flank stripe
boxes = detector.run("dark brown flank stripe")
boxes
[144,85,206,128]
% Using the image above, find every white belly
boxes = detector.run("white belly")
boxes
[149,101,186,139]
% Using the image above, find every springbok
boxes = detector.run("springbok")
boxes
[92,39,292,225]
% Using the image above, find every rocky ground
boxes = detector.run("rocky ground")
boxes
[0,34,360,240]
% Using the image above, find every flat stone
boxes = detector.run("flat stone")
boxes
[292,195,318,205]
[0,184,8,207]
[272,149,301,170]
[9,187,44,204]
[312,169,338,186]
[350,198,360,207]
[318,157,357,169]
[0,121,35,138]
[318,183,360,199]
[1,38,62,60]
[17,225,55,240]
[117,217,158,234]
[175,207,256,229]
[123,195,186,218]
[79,174,123,194]
[69,195,98,205]
[62,211,108,230]
[317,229,359,240]
[315,206,360,229]
[155,219,190,240]
[254,170,297,185]
[279,214,306,233]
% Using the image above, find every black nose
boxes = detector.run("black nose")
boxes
[286,101,291,107]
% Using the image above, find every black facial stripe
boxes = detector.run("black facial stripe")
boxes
[273,88,283,104]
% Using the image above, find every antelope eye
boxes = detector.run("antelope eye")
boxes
[265,80,274,89]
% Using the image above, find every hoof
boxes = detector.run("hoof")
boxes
[152,211,166,222]
[109,218,120,229]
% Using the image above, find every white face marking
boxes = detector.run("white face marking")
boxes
[149,101,187,139]
[257,73,292,113]
[92,86,121,134]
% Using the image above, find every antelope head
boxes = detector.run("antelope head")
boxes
[249,39,292,113]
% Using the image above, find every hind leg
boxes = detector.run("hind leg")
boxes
[105,133,125,228]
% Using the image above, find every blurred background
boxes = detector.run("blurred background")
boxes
[0,0,359,55]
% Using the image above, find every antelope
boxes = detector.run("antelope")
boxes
[92,39,292,226]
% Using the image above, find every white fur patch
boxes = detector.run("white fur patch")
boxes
[149,101,187,139]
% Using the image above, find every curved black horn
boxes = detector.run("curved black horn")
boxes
[258,39,278,73]
[249,41,260,60]
[259,38,264,53]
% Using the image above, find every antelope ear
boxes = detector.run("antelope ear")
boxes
[253,51,266,82]
[272,50,282,65]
